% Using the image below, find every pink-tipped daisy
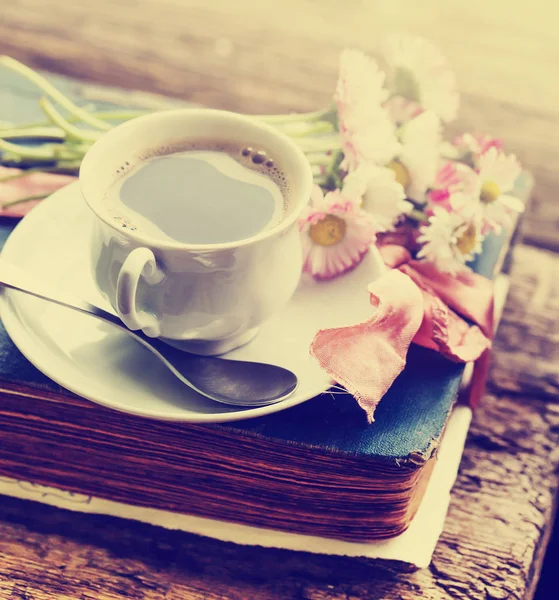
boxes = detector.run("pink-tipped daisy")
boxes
[342,163,411,230]
[299,185,378,280]
[440,148,522,233]
[334,49,401,170]
[417,198,484,274]
[381,33,459,123]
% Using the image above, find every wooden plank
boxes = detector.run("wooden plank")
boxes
[0,0,558,251]
[0,244,558,599]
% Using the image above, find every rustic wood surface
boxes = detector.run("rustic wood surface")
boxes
[0,1,558,598]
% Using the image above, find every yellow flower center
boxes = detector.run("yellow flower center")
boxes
[309,215,347,247]
[386,159,411,190]
[456,222,477,255]
[480,180,501,204]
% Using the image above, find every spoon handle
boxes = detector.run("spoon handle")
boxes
[0,258,125,330]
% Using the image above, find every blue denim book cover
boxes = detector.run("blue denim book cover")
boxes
[0,72,530,464]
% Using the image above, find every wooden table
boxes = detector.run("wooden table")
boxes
[1,1,558,598]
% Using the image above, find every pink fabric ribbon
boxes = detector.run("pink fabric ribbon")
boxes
[311,245,494,422]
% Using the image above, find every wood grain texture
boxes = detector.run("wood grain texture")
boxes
[1,244,558,599]
[1,0,559,251]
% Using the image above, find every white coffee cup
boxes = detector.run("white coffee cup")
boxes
[80,109,313,355]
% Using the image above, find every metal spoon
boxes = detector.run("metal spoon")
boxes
[0,260,298,407]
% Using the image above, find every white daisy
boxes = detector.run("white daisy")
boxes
[381,33,459,123]
[474,148,523,232]
[476,147,520,198]
[335,49,389,120]
[417,199,484,274]
[334,49,401,170]
[299,186,378,280]
[445,147,522,232]
[342,163,411,230]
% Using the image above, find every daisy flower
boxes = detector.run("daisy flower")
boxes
[334,49,401,170]
[417,198,484,274]
[335,49,389,122]
[436,148,522,233]
[381,33,459,123]
[476,147,520,199]
[299,185,378,280]
[427,146,522,233]
[342,163,411,230]
[472,147,523,232]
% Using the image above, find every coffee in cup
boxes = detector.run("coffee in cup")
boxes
[103,140,291,245]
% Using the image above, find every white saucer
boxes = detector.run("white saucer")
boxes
[0,183,384,423]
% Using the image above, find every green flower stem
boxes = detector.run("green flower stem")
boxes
[1,192,49,210]
[0,56,343,178]
[317,148,344,191]
[407,208,429,224]
[39,97,101,143]
[45,160,82,173]
[0,138,61,161]
[254,107,331,125]
[0,164,81,182]
[0,110,150,149]
[297,137,341,153]
[0,56,111,131]
[1,109,150,134]
[0,126,65,140]
[56,143,92,160]
[0,138,87,163]
[277,121,334,138]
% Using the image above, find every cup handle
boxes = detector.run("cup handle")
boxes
[116,247,165,337]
